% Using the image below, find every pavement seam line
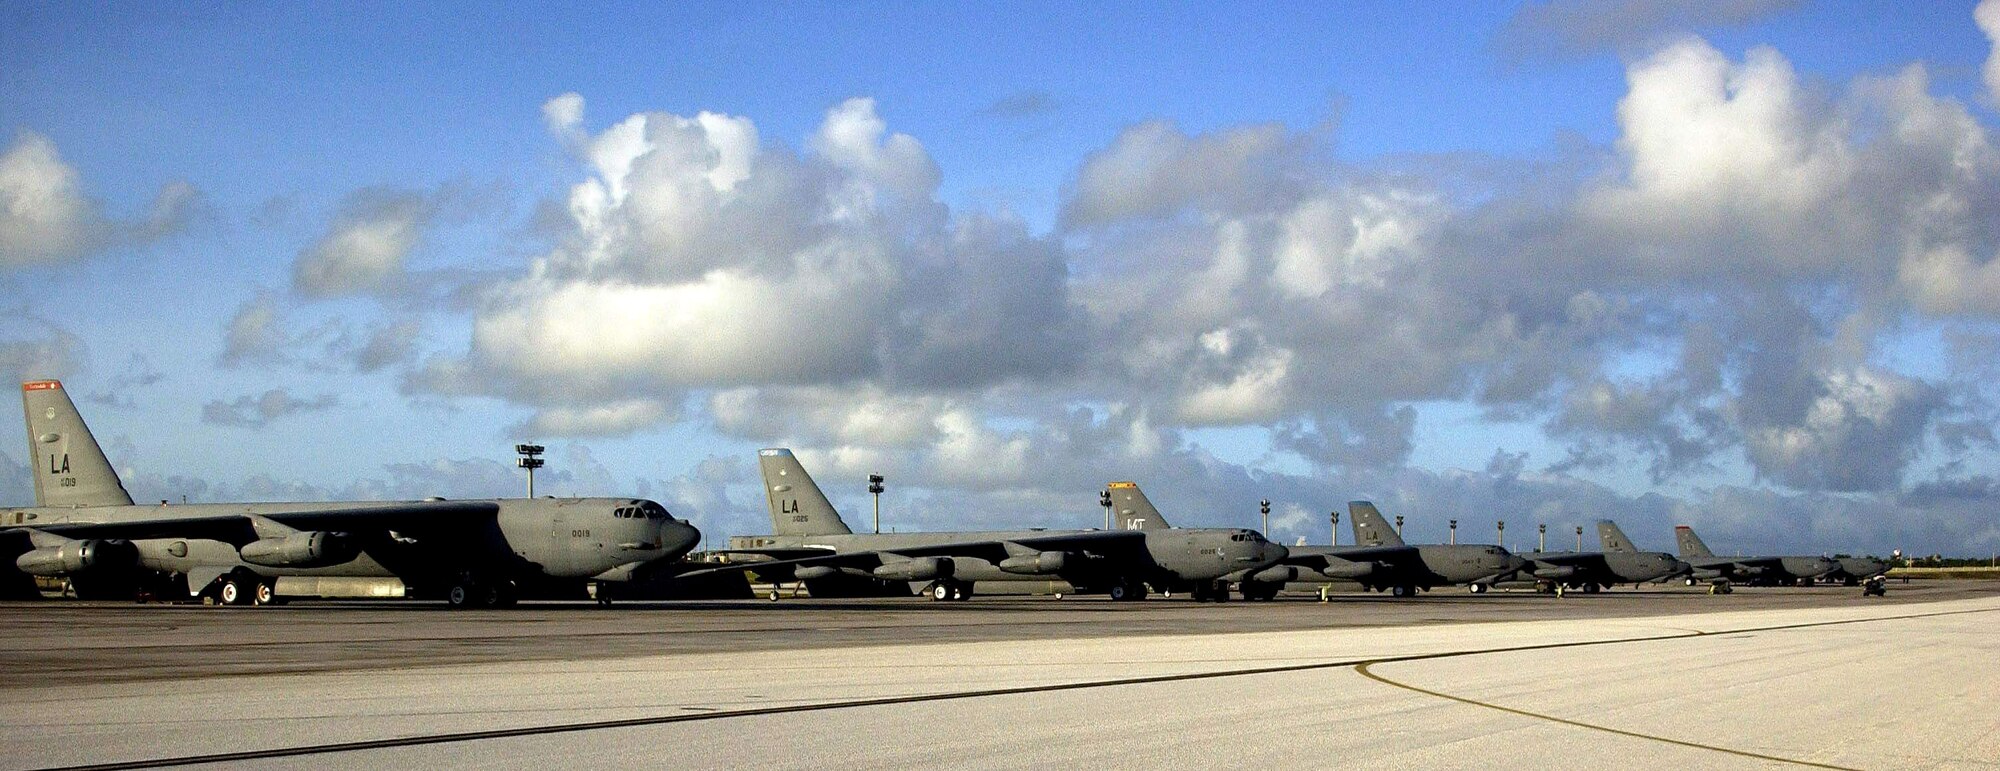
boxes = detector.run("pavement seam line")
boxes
[1353,661,1859,769]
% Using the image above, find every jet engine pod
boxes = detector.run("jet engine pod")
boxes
[15,539,138,576]
[871,556,953,582]
[1318,560,1378,579]
[1532,564,1579,580]
[238,531,359,568]
[1248,565,1297,584]
[998,551,1067,575]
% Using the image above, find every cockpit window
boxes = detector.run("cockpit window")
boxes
[637,501,669,520]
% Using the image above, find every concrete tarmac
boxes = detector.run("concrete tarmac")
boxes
[2,581,1995,769]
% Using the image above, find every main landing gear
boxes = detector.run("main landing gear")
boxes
[1106,579,1149,602]
[1190,580,1231,603]
[925,579,973,601]
[445,576,519,609]
[202,571,280,607]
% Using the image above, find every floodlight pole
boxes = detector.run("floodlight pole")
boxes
[515,444,545,498]
[1395,515,1404,539]
[1449,519,1458,545]
[1496,520,1505,548]
[867,474,885,534]
[1330,510,1339,547]
[1101,489,1113,530]
[1575,525,1583,552]
[1260,499,1270,537]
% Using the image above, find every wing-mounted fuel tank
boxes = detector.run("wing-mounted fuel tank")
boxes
[872,557,954,582]
[15,537,138,576]
[238,531,358,568]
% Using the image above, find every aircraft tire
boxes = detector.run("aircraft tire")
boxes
[218,577,248,606]
[447,582,488,609]
[768,590,781,602]
[1469,584,1488,594]
[251,581,275,606]
[929,582,952,602]
[1053,592,1064,600]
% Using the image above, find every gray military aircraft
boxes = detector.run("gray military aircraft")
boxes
[0,380,700,607]
[1673,524,1838,589]
[1822,555,1893,586]
[1512,519,1687,596]
[702,449,1287,602]
[1235,501,1527,599]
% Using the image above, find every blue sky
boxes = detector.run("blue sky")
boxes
[4,1,2000,557]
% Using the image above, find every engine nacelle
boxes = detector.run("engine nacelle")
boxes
[998,551,1067,575]
[793,565,874,581]
[1319,560,1378,579]
[1532,564,1579,580]
[1248,565,1296,584]
[15,539,138,577]
[872,557,953,582]
[238,532,358,568]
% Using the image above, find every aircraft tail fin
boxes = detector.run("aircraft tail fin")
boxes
[21,381,132,508]
[1106,482,1172,530]
[1674,525,1713,558]
[1596,520,1637,553]
[757,449,852,536]
[1349,501,1405,547]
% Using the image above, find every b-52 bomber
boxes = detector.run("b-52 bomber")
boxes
[0,380,701,608]
[702,449,1287,602]
[1673,525,1838,590]
[1234,500,1527,599]
[1512,520,1688,596]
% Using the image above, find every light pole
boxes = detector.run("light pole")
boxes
[1449,519,1458,545]
[1496,519,1505,548]
[1575,525,1583,552]
[515,444,544,498]
[1538,523,1547,552]
[867,474,885,534]
[1395,514,1404,539]
[1260,499,1270,538]
[1101,489,1113,530]
[1330,510,1339,546]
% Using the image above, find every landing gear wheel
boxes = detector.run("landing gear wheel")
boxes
[768,589,782,602]
[1108,583,1130,602]
[218,577,248,606]
[930,582,953,602]
[1469,584,1489,594]
[1053,592,1065,600]
[1585,583,1601,594]
[1390,584,1413,598]
[447,582,487,609]
[252,581,276,606]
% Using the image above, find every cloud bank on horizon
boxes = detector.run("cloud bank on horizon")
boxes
[3,1,1999,557]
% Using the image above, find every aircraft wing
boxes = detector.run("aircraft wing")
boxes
[677,530,1151,582]
[705,547,839,562]
[3,500,501,546]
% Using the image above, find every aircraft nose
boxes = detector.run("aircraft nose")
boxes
[657,518,701,559]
